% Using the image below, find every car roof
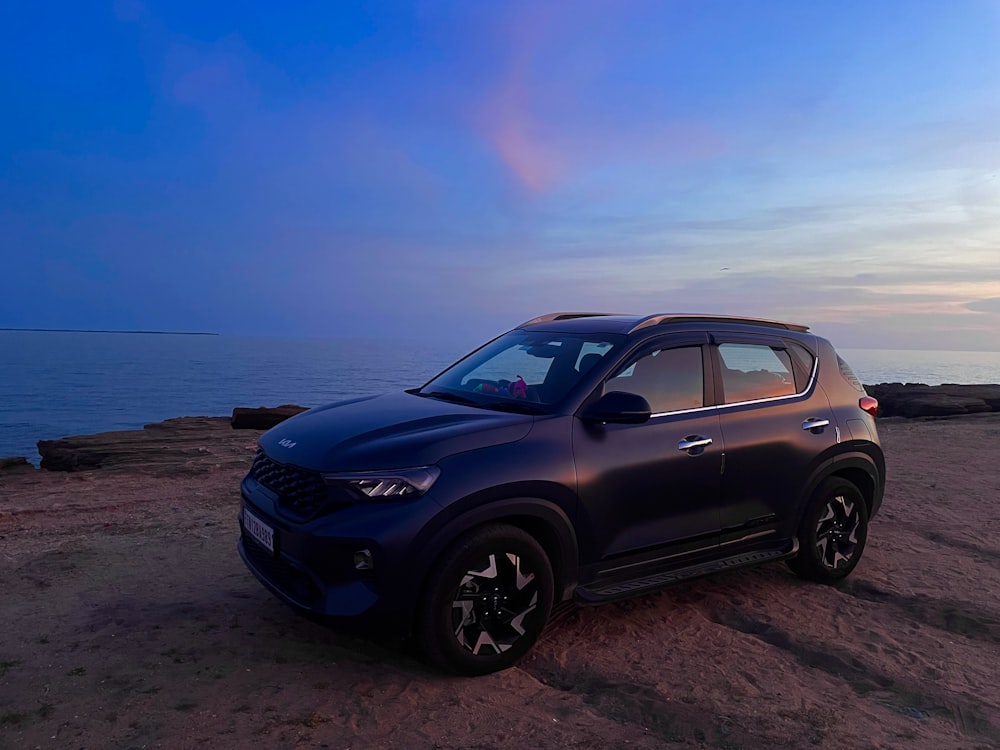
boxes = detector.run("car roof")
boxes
[517,312,809,336]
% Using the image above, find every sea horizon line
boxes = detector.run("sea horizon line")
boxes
[0,327,220,336]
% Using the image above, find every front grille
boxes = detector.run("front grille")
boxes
[249,450,329,519]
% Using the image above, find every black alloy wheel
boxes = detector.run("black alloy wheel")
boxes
[418,524,554,675]
[787,478,869,583]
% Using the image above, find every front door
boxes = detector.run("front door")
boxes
[572,335,723,563]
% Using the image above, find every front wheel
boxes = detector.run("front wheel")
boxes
[418,524,554,675]
[787,478,869,583]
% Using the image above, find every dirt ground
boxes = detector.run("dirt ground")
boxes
[2,414,1000,749]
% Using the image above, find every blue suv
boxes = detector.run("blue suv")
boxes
[239,313,885,674]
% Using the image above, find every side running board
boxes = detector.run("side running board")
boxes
[575,542,798,604]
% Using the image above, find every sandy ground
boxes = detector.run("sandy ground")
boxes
[2,415,1000,749]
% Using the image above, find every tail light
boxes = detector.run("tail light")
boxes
[859,396,878,417]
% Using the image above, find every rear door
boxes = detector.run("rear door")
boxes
[712,335,837,545]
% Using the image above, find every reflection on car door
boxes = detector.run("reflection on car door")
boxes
[713,337,838,546]
[572,334,723,563]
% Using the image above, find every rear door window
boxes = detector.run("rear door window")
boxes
[718,343,796,403]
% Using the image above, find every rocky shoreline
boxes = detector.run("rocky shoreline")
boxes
[2,383,998,472]
[864,383,1000,418]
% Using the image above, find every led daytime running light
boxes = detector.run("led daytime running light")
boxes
[324,466,441,499]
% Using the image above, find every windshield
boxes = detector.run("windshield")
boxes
[419,330,624,411]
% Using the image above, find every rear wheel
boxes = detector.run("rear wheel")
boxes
[787,478,869,583]
[418,524,553,675]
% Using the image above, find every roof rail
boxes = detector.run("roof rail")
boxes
[517,312,624,328]
[628,314,809,334]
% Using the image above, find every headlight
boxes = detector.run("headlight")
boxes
[323,466,441,500]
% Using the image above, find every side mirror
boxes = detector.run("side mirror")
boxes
[583,391,652,425]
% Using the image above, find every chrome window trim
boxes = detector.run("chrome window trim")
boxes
[715,345,818,409]
[648,405,714,419]
[716,389,803,411]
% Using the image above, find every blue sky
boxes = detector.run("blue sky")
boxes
[1,1,999,349]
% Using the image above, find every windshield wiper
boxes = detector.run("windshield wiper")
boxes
[420,390,481,407]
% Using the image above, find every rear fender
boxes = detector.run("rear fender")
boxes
[794,450,885,530]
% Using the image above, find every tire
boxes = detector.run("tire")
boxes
[418,524,554,676]
[787,478,869,584]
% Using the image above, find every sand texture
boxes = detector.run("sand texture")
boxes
[2,414,1000,749]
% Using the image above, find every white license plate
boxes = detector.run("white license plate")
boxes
[243,506,274,554]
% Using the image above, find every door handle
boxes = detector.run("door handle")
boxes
[678,436,713,452]
[801,418,830,433]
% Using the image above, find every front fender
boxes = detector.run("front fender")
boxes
[399,495,580,623]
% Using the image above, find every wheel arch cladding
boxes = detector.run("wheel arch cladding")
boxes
[501,513,573,600]
[799,454,881,524]
[412,501,578,629]
[830,466,877,516]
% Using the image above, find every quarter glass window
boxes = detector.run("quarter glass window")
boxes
[606,346,704,413]
[574,341,614,373]
[719,344,796,403]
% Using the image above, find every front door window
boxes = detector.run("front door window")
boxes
[606,345,704,413]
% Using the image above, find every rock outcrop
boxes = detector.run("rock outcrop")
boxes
[34,405,310,474]
[0,456,32,472]
[37,416,261,474]
[865,383,1000,418]
[230,404,308,430]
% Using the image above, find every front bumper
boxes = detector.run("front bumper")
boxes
[237,476,442,634]
[237,532,380,618]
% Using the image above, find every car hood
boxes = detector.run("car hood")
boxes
[258,391,534,472]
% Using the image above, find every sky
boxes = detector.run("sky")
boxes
[1,1,999,350]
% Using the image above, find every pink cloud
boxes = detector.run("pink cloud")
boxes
[472,4,567,191]
[472,4,729,193]
[477,97,729,193]
[478,83,568,192]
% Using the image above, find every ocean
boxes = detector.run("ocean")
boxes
[1,330,998,463]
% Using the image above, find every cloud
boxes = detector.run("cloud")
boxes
[966,297,1000,313]
[470,2,730,193]
[450,162,1000,351]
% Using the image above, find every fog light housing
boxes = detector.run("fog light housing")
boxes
[354,549,374,571]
